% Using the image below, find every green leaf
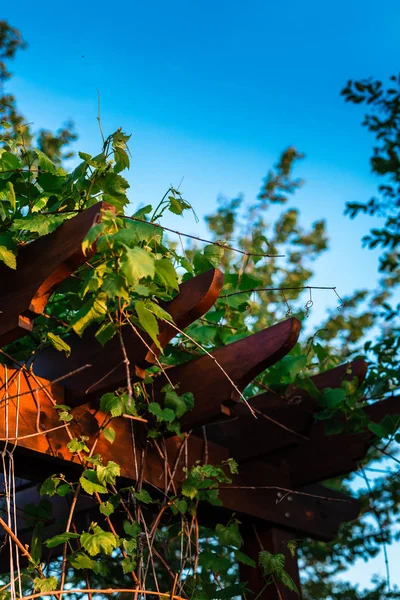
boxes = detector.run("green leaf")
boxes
[181,483,199,500]
[135,300,161,349]
[12,214,67,236]
[155,258,179,290]
[80,525,117,556]
[0,245,16,269]
[324,419,345,435]
[57,483,72,497]
[123,520,141,537]
[101,172,130,210]
[134,488,153,504]
[95,322,117,345]
[71,293,108,336]
[67,437,90,453]
[5,181,16,210]
[99,501,115,516]
[103,426,116,444]
[40,475,60,497]
[102,273,129,300]
[213,584,246,600]
[69,552,97,570]
[281,569,300,595]
[296,376,323,401]
[259,550,285,577]
[114,147,130,173]
[112,221,162,247]
[45,532,80,548]
[204,244,224,267]
[80,470,108,495]
[120,246,155,286]
[97,460,120,485]
[171,498,188,515]
[33,577,58,593]
[0,149,21,177]
[30,521,44,564]
[59,410,73,422]
[47,332,71,357]
[320,387,346,409]
[368,422,388,438]
[100,392,125,417]
[34,149,58,174]
[164,388,194,419]
[122,557,137,574]
[148,402,175,423]
[287,540,297,558]
[216,522,243,549]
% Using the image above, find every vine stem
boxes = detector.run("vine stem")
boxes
[15,589,186,600]
[218,485,352,502]
[0,516,32,560]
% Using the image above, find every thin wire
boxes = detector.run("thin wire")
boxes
[125,215,284,258]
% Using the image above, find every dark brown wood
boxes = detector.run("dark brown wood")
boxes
[0,203,106,346]
[32,268,224,403]
[240,525,302,599]
[278,394,400,487]
[203,359,368,462]
[220,463,360,541]
[153,317,301,430]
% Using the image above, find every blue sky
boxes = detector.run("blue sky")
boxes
[3,0,400,588]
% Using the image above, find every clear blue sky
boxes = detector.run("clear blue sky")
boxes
[3,0,400,588]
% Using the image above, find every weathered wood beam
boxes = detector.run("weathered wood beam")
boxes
[0,203,107,347]
[32,268,224,403]
[153,317,301,430]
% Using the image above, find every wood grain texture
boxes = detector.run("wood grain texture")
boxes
[32,268,224,403]
[0,203,106,347]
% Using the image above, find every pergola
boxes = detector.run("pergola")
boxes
[1,203,397,598]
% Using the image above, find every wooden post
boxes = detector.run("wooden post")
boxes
[240,524,302,599]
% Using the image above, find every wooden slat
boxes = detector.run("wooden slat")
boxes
[203,359,367,461]
[32,268,224,403]
[0,203,106,347]
[153,317,301,430]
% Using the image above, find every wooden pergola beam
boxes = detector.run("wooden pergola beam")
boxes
[155,317,301,430]
[203,359,367,461]
[0,203,107,347]
[32,268,224,402]
[0,366,359,541]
